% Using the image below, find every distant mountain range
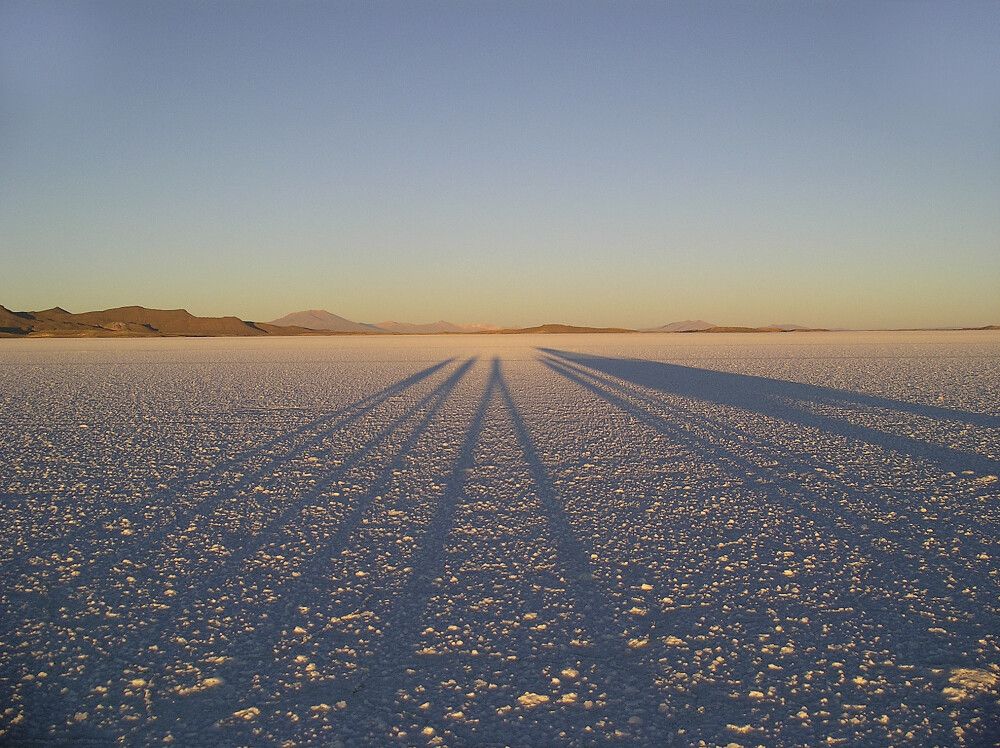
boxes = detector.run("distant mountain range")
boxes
[1,304,995,338]
[267,313,632,335]
[0,304,323,338]
[268,310,501,335]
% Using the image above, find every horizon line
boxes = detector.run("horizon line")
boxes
[2,301,998,337]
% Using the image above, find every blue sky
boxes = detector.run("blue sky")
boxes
[2,1,998,327]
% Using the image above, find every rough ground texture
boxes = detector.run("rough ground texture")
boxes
[1,332,998,746]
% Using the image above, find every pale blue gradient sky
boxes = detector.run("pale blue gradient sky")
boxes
[2,1,998,328]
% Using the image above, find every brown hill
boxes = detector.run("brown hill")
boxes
[1,305,111,337]
[1,305,264,337]
[0,304,396,338]
[0,305,35,336]
[70,306,264,336]
[13,313,638,337]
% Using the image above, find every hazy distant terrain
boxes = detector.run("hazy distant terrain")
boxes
[1,332,997,746]
[644,319,717,332]
[268,309,384,334]
[4,304,993,338]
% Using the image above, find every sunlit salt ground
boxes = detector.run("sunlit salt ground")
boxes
[1,332,998,747]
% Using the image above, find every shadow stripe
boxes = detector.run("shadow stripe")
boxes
[541,349,1000,476]
[345,361,497,721]
[542,356,995,663]
[83,359,478,611]
[552,355,997,555]
[493,358,666,735]
[145,359,478,737]
[4,359,453,570]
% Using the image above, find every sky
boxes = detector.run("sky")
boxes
[2,1,998,329]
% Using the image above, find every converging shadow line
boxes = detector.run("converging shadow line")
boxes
[539,348,1000,430]
[540,349,1000,478]
[0,358,460,642]
[220,357,480,591]
[342,361,499,715]
[549,355,998,563]
[5,358,455,571]
[182,357,481,726]
[542,357,977,656]
[119,358,481,614]
[541,357,997,631]
[493,358,666,729]
[28,358,451,580]
[50,358,480,731]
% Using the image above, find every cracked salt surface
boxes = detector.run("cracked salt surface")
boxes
[1,332,998,746]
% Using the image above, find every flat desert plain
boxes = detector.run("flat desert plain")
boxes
[1,332,998,746]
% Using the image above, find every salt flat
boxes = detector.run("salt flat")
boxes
[1,332,998,746]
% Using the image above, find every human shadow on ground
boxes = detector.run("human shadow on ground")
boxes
[77,358,477,614]
[329,358,667,742]
[539,354,998,743]
[539,349,1000,477]
[0,359,474,739]
[3,358,453,572]
[0,359,469,742]
[494,359,665,735]
[540,355,996,638]
[544,355,997,559]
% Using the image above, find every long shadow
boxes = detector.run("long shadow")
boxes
[550,355,997,565]
[201,357,478,593]
[541,349,1000,477]
[58,359,478,622]
[6,359,454,587]
[291,358,665,739]
[7,360,478,742]
[542,355,1000,742]
[541,356,996,651]
[173,357,484,736]
[335,361,498,718]
[3,359,453,571]
[493,358,666,735]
